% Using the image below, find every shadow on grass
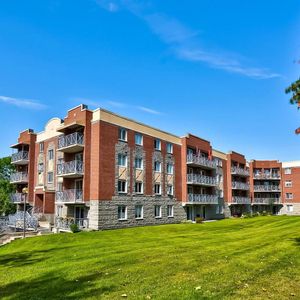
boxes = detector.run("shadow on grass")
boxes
[293,237,300,246]
[0,271,117,300]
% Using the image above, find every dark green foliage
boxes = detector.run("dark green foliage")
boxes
[70,223,80,233]
[286,78,300,105]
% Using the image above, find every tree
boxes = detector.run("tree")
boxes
[0,157,16,215]
[285,78,300,105]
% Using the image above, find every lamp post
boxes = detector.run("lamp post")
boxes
[22,187,28,239]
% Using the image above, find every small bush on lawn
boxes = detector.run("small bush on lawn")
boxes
[252,212,260,217]
[195,217,204,224]
[70,223,80,233]
[261,211,268,216]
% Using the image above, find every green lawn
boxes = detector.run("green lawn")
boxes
[1,216,300,300]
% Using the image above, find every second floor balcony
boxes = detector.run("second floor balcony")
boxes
[254,185,281,192]
[253,173,281,180]
[232,181,250,190]
[10,193,27,204]
[10,172,28,184]
[58,132,84,153]
[187,193,219,204]
[186,174,217,186]
[55,189,83,204]
[231,166,250,177]
[186,154,217,169]
[57,160,84,178]
[11,151,29,165]
[253,197,281,205]
[231,196,251,205]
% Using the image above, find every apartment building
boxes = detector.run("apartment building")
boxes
[9,104,300,231]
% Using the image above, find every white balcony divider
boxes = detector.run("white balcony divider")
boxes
[10,193,27,203]
[55,217,89,231]
[56,189,83,203]
[187,174,217,186]
[11,151,29,163]
[231,166,250,176]
[187,193,218,204]
[10,172,28,183]
[253,173,281,180]
[232,181,250,190]
[58,132,84,149]
[232,196,251,204]
[253,198,281,205]
[57,160,84,176]
[186,154,217,169]
[253,185,281,192]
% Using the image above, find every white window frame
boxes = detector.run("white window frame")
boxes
[154,184,161,195]
[286,193,293,200]
[135,133,143,145]
[167,164,174,175]
[166,143,173,154]
[135,182,143,194]
[285,180,292,188]
[154,161,161,172]
[284,168,292,175]
[287,204,294,212]
[118,154,127,167]
[135,205,143,219]
[119,128,127,142]
[47,172,54,184]
[39,142,44,153]
[167,205,174,218]
[118,205,127,220]
[118,180,127,193]
[48,149,54,160]
[135,157,143,170]
[154,205,162,218]
[167,184,173,196]
[154,139,161,151]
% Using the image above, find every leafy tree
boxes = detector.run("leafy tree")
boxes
[0,156,16,215]
[285,78,300,105]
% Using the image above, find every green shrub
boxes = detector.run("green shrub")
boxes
[252,212,260,217]
[261,211,268,216]
[243,213,253,218]
[70,223,80,233]
[195,217,204,224]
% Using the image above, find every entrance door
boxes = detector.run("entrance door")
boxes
[202,206,206,219]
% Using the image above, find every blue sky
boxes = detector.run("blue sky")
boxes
[1,0,300,161]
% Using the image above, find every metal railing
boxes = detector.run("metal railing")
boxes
[55,217,89,231]
[187,193,219,204]
[231,166,250,176]
[232,196,251,204]
[254,185,281,192]
[57,160,84,176]
[10,172,28,183]
[187,174,217,186]
[10,193,27,203]
[56,189,83,203]
[58,132,84,149]
[253,198,281,205]
[232,181,250,190]
[11,151,29,163]
[253,173,281,180]
[186,154,217,169]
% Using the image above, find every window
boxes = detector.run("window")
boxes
[135,157,143,169]
[119,128,127,141]
[285,168,292,175]
[154,139,161,150]
[47,172,53,184]
[118,180,127,193]
[217,175,223,183]
[166,143,173,154]
[135,205,143,219]
[118,154,127,167]
[154,205,162,218]
[167,164,174,174]
[287,205,294,212]
[135,182,143,194]
[154,184,161,195]
[286,193,293,200]
[154,161,161,172]
[167,185,173,196]
[38,163,44,173]
[135,133,143,145]
[118,206,127,220]
[39,142,44,153]
[57,182,63,192]
[56,205,63,217]
[216,205,224,214]
[285,180,292,188]
[48,149,54,160]
[167,205,174,217]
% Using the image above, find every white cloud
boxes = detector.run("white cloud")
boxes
[0,95,47,110]
[137,106,162,115]
[107,100,126,108]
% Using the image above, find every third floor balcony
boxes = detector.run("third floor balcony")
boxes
[58,132,84,153]
[186,174,217,186]
[231,166,250,177]
[232,181,250,190]
[254,185,281,192]
[253,173,281,180]
[11,151,29,165]
[10,172,28,184]
[186,154,217,169]
[57,160,84,178]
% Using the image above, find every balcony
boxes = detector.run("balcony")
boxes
[254,185,281,192]
[10,193,27,204]
[253,173,281,180]
[10,172,28,184]
[56,189,83,204]
[11,151,29,165]
[58,132,84,153]
[187,174,217,186]
[232,181,250,190]
[187,194,219,204]
[231,167,250,177]
[186,154,217,169]
[253,198,281,205]
[55,217,89,232]
[231,196,251,205]
[57,160,84,178]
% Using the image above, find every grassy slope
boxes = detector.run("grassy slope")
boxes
[0,216,300,300]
